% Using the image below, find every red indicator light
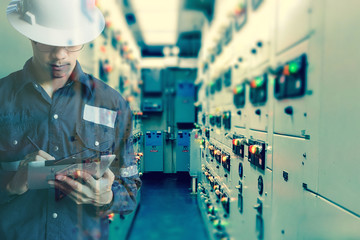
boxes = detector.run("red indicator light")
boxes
[251,77,264,88]
[108,213,115,221]
[250,80,257,88]
[283,65,290,76]
[233,139,241,146]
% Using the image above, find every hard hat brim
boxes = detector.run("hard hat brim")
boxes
[7,4,105,46]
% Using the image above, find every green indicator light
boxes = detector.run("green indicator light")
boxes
[209,114,213,118]
[289,62,300,74]
[233,85,243,94]
[255,77,263,87]
[237,85,243,93]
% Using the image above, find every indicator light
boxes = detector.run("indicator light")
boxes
[250,145,258,154]
[234,3,245,15]
[250,77,264,88]
[283,65,290,76]
[233,85,244,94]
[250,79,257,88]
[222,156,228,162]
[256,77,263,86]
[108,213,115,221]
[289,62,300,74]
[221,197,228,203]
[250,145,263,154]
[223,112,230,119]
[213,219,220,227]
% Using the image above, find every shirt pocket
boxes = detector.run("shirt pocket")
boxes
[0,128,29,165]
[75,120,115,158]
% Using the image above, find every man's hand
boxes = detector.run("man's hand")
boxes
[52,168,115,207]
[6,150,55,195]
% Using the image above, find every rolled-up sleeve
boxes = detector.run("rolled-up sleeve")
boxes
[108,101,141,215]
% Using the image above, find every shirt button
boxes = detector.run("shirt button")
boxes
[54,146,59,151]
[95,141,99,147]
[53,114,59,120]
[52,213,58,219]
[13,140,18,145]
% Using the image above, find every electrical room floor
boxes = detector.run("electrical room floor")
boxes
[127,173,209,240]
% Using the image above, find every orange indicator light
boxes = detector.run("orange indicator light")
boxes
[250,80,257,88]
[250,145,257,154]
[283,65,290,76]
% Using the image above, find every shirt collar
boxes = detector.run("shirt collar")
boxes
[17,58,93,95]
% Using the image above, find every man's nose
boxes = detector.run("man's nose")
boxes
[51,47,68,60]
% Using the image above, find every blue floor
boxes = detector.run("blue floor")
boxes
[127,173,209,240]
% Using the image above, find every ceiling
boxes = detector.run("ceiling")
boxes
[121,0,215,57]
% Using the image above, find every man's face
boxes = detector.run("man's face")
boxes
[30,41,82,79]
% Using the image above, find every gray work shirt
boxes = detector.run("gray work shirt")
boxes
[0,59,141,240]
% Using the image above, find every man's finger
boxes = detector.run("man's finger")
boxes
[103,169,115,183]
[56,175,81,191]
[56,175,94,197]
[75,171,96,187]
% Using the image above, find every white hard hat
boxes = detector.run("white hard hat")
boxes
[6,0,105,46]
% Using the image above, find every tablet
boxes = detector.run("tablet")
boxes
[27,154,116,189]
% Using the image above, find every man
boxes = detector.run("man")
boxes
[0,0,141,239]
